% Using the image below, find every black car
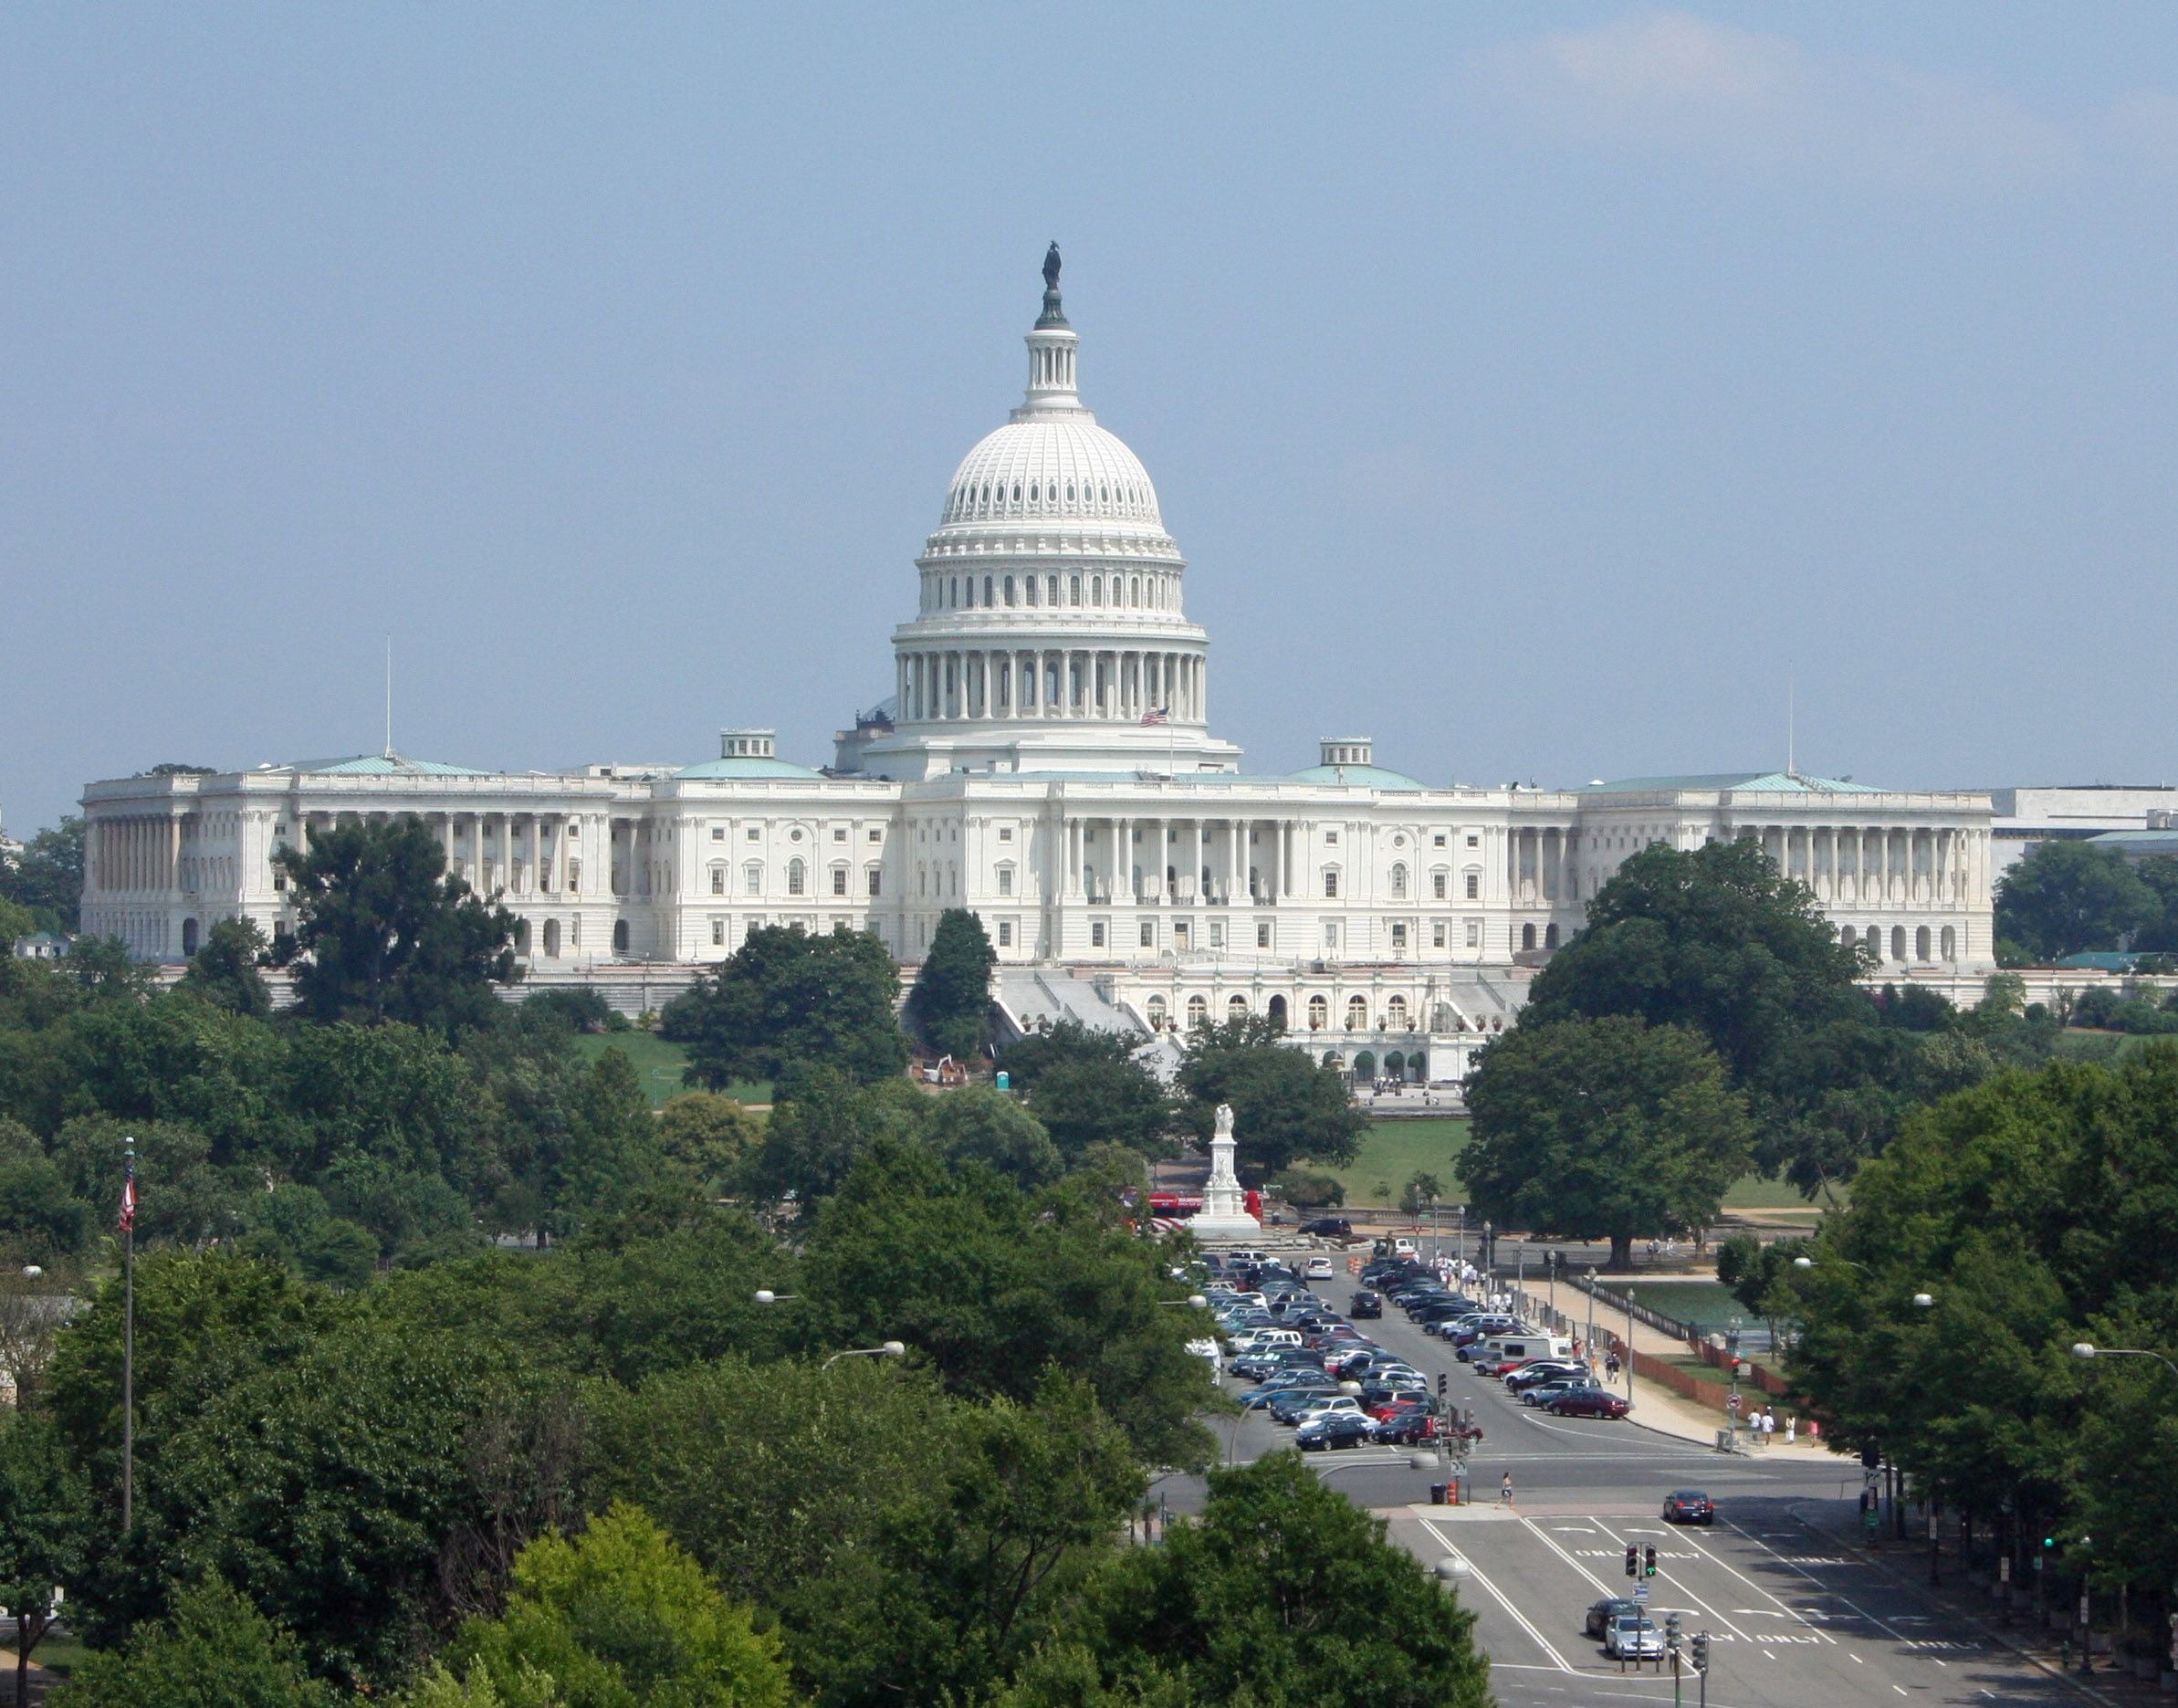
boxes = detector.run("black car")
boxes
[1349,1291,1382,1318]
[1585,1597,1644,1639]
[1300,1216,1354,1238]
[1295,1412,1377,1451]
[1662,1490,1715,1525]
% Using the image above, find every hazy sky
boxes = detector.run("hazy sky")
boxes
[6,5,2177,833]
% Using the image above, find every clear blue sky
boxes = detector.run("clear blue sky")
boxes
[6,5,2177,833]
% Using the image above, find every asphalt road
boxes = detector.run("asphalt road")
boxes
[1187,1286,2085,1708]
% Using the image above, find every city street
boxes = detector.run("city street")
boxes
[1192,1284,2089,1708]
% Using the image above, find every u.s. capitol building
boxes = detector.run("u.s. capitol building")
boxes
[80,255,1995,1078]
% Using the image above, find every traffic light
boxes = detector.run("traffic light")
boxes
[1624,1545,1639,1578]
[1665,1612,1682,1653]
[1438,1372,1448,1399]
[1690,1631,1710,1672]
[1644,1545,1659,1578]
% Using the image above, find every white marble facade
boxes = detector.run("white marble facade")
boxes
[79,260,1995,1071]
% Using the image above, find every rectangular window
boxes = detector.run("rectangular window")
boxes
[1466,919,1481,947]
[1465,873,1480,899]
[745,867,761,896]
[1092,920,1107,948]
[711,826,725,841]
[1391,922,1408,949]
[868,827,883,842]
[1209,920,1224,948]
[1324,871,1339,898]
[867,869,881,897]
[832,826,846,843]
[747,826,760,842]
[711,868,725,895]
[1466,834,1479,848]
[1257,921,1272,948]
[711,919,725,946]
[1434,833,1447,847]
[998,921,1013,948]
[998,868,1013,896]
[1325,829,1340,844]
[1433,921,1448,948]
[1433,873,1448,899]
[568,859,581,894]
[1140,919,1156,948]
[998,826,1013,843]
[832,868,847,896]
[1324,922,1340,950]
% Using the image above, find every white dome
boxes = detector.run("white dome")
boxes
[939,419,1163,532]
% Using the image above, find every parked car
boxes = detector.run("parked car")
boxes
[1605,1615,1665,1660]
[1662,1490,1715,1525]
[1547,1388,1631,1420]
[1504,1361,1589,1393]
[1520,1379,1594,1408]
[1370,1407,1440,1445]
[1239,1378,1335,1410]
[1300,1217,1353,1238]
[1584,1597,1644,1640]
[1348,1291,1383,1319]
[1282,1395,1365,1427]
[1294,1412,1377,1451]
[1304,1256,1335,1280]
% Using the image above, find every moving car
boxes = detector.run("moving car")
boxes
[1584,1597,1644,1640]
[1662,1490,1715,1525]
[1604,1614,1665,1660]
[1300,1217,1353,1238]
[1547,1388,1631,1420]
[1348,1291,1383,1319]
[1294,1412,1377,1451]
[1304,1256,1335,1280]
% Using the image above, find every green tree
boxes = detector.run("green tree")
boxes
[1714,1232,1806,1319]
[177,917,273,1019]
[442,1502,794,1708]
[0,1410,90,1708]
[49,1577,338,1708]
[804,1141,1213,1467]
[1464,1016,1754,1267]
[1175,1017,1366,1179]
[664,924,907,1090]
[997,1019,1141,1089]
[655,1092,759,1190]
[0,816,86,932]
[908,907,997,1061]
[1000,1452,1491,1708]
[1994,839,2160,961]
[924,1085,1063,1189]
[740,1064,928,1204]
[1399,1170,1444,1218]
[1027,1056,1174,1164]
[275,815,518,1037]
[0,1152,93,1263]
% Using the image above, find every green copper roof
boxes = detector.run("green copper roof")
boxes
[1282,763,1427,791]
[293,752,499,777]
[2087,830,2178,854]
[1583,771,1883,795]
[675,756,828,781]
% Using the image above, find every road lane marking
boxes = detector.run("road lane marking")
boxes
[1670,1522,1839,1645]
[1893,1687,1909,1696]
[1718,1518,1928,1650]
[1585,1514,1755,1643]
[1421,1518,1577,1674]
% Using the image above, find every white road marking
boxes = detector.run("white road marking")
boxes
[1672,1522,1839,1645]
[1851,1654,1864,1663]
[1421,1518,1577,1675]
[1893,1687,1909,1697]
[1586,1514,1755,1643]
[1717,1518,1924,1650]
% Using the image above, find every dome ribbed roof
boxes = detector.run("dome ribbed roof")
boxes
[938,420,1162,532]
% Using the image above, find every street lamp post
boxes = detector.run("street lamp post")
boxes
[2071,1343,2178,1670]
[823,1341,907,1368]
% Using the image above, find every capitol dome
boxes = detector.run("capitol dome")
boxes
[939,419,1163,533]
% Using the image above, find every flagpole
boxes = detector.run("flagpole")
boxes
[121,1134,135,1535]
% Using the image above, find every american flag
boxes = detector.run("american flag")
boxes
[1140,707,1169,726]
[119,1157,136,1234]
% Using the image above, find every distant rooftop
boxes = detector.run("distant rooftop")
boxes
[1582,770,1883,795]
[286,751,499,778]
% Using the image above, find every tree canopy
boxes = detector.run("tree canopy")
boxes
[1464,1015,1754,1265]
[1995,838,2162,962]
[275,816,518,1037]
[906,906,997,1060]
[663,924,907,1090]
[0,816,86,933]
[1176,1016,1366,1179]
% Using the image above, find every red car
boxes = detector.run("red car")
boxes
[1547,1388,1632,1420]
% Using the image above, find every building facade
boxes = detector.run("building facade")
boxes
[79,260,1998,1079]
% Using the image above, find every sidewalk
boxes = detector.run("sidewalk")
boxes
[1503,1278,1838,1460]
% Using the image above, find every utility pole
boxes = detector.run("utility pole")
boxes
[120,1135,137,1534]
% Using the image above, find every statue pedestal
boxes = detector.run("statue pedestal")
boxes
[1193,1103,1262,1242]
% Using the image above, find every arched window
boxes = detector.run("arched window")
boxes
[182,917,199,956]
[1187,994,1209,1030]
[1389,863,1408,898]
[613,920,629,954]
[1307,994,1328,1031]
[1004,575,1015,605]
[1146,994,1168,1030]
[1941,925,1956,960]
[1839,924,1856,948]
[1267,994,1288,1031]
[983,576,993,605]
[1092,575,1103,604]
[1346,995,1367,1030]
[1070,575,1082,604]
[543,918,560,958]
[1228,994,1249,1020]
[1544,923,1559,948]
[1353,1049,1377,1078]
[1387,993,1408,1028]
[1408,1050,1427,1082]
[1521,923,1537,950]
[1890,926,1906,961]
[1322,1052,1344,1072]
[1384,1050,1405,1081]
[1915,925,1932,961]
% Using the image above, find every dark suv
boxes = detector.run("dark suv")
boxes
[1300,1216,1354,1238]
[1349,1291,1382,1318]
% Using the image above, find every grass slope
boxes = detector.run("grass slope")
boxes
[569,1032,770,1108]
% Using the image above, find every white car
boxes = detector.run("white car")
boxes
[1304,1256,1335,1280]
[1604,1615,1665,1660]
[1286,1395,1364,1426]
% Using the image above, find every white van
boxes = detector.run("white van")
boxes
[1482,1334,1574,1367]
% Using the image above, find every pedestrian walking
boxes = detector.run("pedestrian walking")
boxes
[1501,1472,1514,1507]
[1605,1349,1621,1379]
[1762,1408,1777,1447]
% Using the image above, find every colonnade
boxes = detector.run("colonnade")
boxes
[91,814,180,895]
[289,808,594,900]
[1745,823,1984,906]
[1061,813,1296,904]
[1507,826,1579,905]
[898,645,1202,724]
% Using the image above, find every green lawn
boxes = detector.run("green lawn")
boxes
[1314,1116,1830,1216]
[569,1032,771,1108]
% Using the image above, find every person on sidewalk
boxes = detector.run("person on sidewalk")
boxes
[1760,1408,1776,1447]
[1500,1472,1514,1507]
